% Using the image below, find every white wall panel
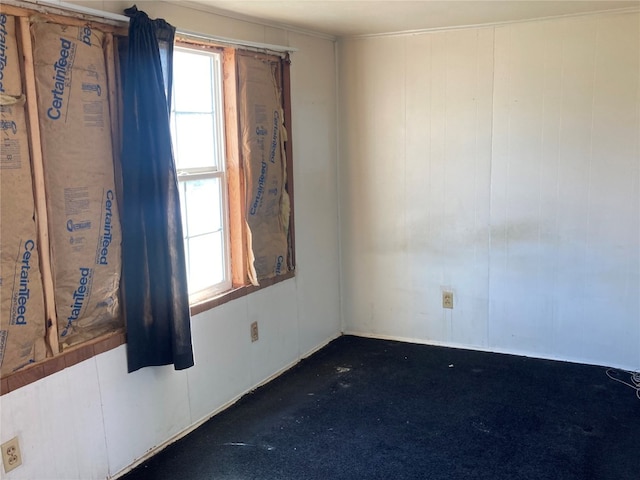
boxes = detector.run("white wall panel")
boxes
[186,299,252,423]
[0,360,109,480]
[339,36,411,338]
[289,31,342,355]
[489,19,570,355]
[247,280,300,384]
[340,28,495,346]
[340,11,639,370]
[95,347,191,476]
[490,13,639,366]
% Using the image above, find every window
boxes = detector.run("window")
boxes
[170,43,296,310]
[0,4,296,392]
[170,48,231,297]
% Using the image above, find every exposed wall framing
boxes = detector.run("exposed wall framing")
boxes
[183,36,297,312]
[0,2,127,394]
[17,14,59,355]
[1,1,297,393]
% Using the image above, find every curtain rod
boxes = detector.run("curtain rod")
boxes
[34,1,296,53]
[177,30,297,53]
[36,0,131,23]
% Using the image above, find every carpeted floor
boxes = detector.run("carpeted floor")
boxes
[122,335,639,480]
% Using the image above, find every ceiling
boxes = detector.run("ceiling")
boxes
[181,0,639,37]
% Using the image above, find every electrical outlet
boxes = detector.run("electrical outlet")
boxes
[250,321,259,342]
[2,437,22,473]
[442,291,454,309]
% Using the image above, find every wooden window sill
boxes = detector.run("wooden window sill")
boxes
[190,270,295,316]
[1,271,295,396]
[1,331,126,396]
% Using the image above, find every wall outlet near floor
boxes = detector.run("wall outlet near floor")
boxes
[442,291,454,309]
[250,321,259,342]
[1,437,22,473]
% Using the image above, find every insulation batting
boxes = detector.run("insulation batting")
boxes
[31,22,122,349]
[0,14,22,97]
[237,55,290,283]
[0,16,47,376]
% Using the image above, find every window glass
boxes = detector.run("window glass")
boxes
[188,232,224,292]
[185,178,222,236]
[173,52,212,112]
[171,48,230,295]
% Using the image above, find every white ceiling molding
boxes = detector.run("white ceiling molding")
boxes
[347,5,640,39]
[171,0,338,41]
[177,1,640,37]
[7,0,130,25]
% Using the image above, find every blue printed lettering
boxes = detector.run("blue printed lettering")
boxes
[97,190,114,265]
[12,240,35,325]
[61,267,92,337]
[250,162,268,215]
[47,38,74,121]
[269,110,279,164]
[0,119,16,134]
[80,25,92,46]
[0,15,7,94]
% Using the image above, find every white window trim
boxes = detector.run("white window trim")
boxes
[172,47,232,300]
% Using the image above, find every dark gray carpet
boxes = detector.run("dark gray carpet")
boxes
[122,335,639,479]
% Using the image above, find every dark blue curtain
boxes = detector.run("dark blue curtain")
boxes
[121,6,194,372]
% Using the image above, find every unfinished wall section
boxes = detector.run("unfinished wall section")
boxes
[237,53,290,283]
[0,1,340,479]
[31,21,122,349]
[0,14,47,377]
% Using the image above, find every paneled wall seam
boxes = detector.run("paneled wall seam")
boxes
[93,355,112,478]
[487,25,497,349]
[335,39,345,333]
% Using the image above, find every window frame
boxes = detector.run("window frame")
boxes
[179,41,297,314]
[170,46,233,300]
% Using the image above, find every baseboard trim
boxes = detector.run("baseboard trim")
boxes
[110,332,342,479]
[343,331,639,372]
